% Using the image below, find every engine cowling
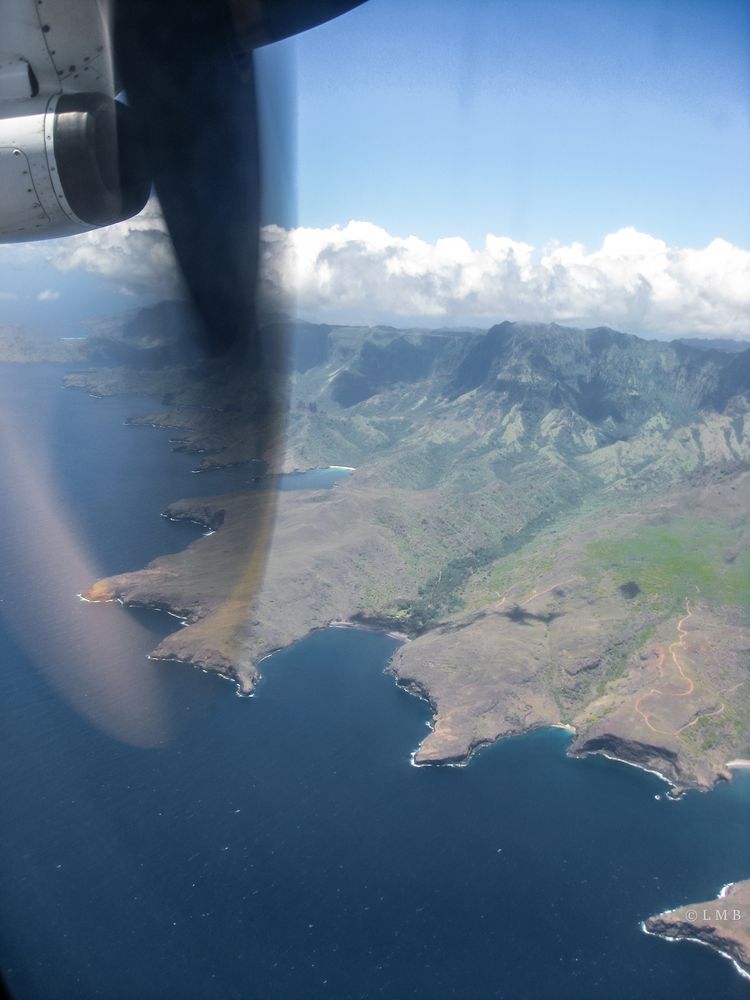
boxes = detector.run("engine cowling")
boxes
[0,92,150,242]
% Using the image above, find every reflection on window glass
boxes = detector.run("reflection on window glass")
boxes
[0,1,749,997]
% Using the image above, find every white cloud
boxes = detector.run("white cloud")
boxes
[263,222,750,338]
[50,198,181,297]
[37,289,60,302]
[5,203,748,338]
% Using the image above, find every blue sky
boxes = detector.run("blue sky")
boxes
[291,0,750,249]
[0,260,146,338]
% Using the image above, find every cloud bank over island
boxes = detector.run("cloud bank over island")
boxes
[264,221,750,338]
[33,205,750,339]
[51,201,178,295]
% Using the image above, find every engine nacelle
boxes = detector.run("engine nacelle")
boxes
[0,92,150,242]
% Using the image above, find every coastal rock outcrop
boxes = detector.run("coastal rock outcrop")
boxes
[645,881,750,980]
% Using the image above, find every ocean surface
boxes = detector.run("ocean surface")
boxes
[1,365,749,999]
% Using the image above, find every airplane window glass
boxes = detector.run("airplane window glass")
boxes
[0,2,748,998]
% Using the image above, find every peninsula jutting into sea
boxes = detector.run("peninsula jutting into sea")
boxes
[645,880,750,980]
[26,304,749,982]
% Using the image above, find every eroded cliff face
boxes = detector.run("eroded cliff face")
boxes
[645,881,750,980]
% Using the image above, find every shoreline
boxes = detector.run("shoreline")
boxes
[641,920,750,983]
[328,618,410,642]
[78,590,724,797]
[574,748,684,799]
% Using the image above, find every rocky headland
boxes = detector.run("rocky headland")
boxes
[645,880,750,980]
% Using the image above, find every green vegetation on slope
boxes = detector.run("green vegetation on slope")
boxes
[586,518,750,617]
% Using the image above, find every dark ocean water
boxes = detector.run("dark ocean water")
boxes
[1,365,749,1000]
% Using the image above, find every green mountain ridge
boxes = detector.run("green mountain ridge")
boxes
[285,320,750,490]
